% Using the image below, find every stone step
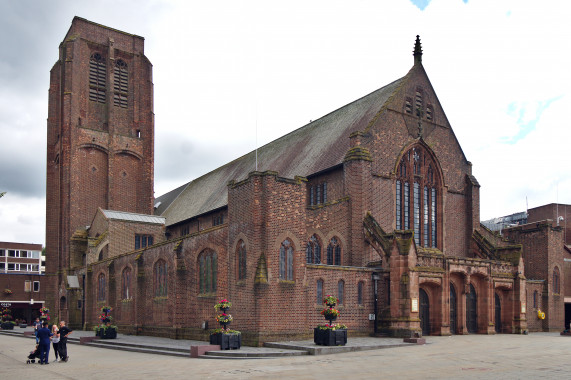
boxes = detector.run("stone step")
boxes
[84,339,189,354]
[203,349,307,358]
[85,341,189,358]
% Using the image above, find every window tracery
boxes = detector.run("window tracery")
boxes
[396,145,439,248]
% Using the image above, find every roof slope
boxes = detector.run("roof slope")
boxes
[102,209,165,225]
[159,76,406,226]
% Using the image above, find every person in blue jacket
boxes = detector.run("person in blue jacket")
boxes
[36,321,53,364]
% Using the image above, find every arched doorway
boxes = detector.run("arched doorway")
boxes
[419,288,430,336]
[495,293,502,333]
[450,283,457,335]
[466,284,478,333]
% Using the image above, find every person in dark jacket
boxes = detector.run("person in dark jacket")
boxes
[36,321,53,364]
[58,320,72,362]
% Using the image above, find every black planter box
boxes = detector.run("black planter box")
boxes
[210,332,241,350]
[314,328,347,346]
[1,322,14,330]
[96,328,117,339]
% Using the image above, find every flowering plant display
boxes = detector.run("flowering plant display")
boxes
[323,295,339,306]
[321,308,340,319]
[1,308,13,322]
[214,299,232,311]
[216,313,233,324]
[39,307,50,321]
[3,289,12,295]
[101,306,113,313]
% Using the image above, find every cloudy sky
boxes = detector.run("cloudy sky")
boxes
[1,0,570,246]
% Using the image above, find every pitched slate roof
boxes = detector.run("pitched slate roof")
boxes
[158,75,407,227]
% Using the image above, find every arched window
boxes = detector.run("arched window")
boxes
[199,250,217,293]
[121,267,131,300]
[279,239,294,280]
[338,280,345,305]
[113,59,128,108]
[395,145,440,248]
[306,235,321,264]
[553,266,560,294]
[89,53,106,103]
[326,237,341,265]
[97,273,106,301]
[317,279,324,304]
[237,240,247,281]
[357,281,364,305]
[154,260,167,297]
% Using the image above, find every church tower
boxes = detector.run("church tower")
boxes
[45,17,154,322]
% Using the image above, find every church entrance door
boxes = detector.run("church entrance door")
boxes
[450,283,457,335]
[419,288,430,336]
[495,293,502,333]
[466,284,478,333]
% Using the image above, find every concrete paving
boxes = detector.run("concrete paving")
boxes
[1,328,570,379]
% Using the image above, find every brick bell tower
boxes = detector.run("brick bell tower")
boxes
[45,17,154,325]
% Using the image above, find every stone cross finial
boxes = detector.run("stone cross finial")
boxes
[413,35,423,64]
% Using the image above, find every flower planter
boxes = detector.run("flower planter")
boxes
[210,332,241,350]
[96,328,117,339]
[19,323,28,328]
[1,322,14,330]
[314,328,347,346]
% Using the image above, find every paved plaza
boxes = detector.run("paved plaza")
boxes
[0,332,569,379]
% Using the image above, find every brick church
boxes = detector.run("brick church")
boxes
[45,17,566,345]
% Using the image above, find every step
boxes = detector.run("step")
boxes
[202,349,307,358]
[85,339,189,354]
[85,341,189,358]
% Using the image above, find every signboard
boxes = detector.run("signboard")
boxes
[368,314,376,321]
[521,303,526,313]
[411,298,419,312]
[1,302,12,307]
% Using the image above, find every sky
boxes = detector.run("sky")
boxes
[1,0,570,246]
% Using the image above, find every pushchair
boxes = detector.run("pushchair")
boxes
[26,344,41,364]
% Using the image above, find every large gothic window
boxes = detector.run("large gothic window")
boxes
[89,53,106,103]
[395,145,440,248]
[306,234,321,264]
[279,239,294,280]
[199,250,217,293]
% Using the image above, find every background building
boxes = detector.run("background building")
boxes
[0,242,46,323]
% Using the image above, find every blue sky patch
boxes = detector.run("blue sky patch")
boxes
[411,0,467,10]
[501,96,562,144]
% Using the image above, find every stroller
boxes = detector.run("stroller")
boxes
[26,344,41,364]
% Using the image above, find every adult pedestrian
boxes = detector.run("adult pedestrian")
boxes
[58,320,72,362]
[51,323,61,362]
[36,321,52,364]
